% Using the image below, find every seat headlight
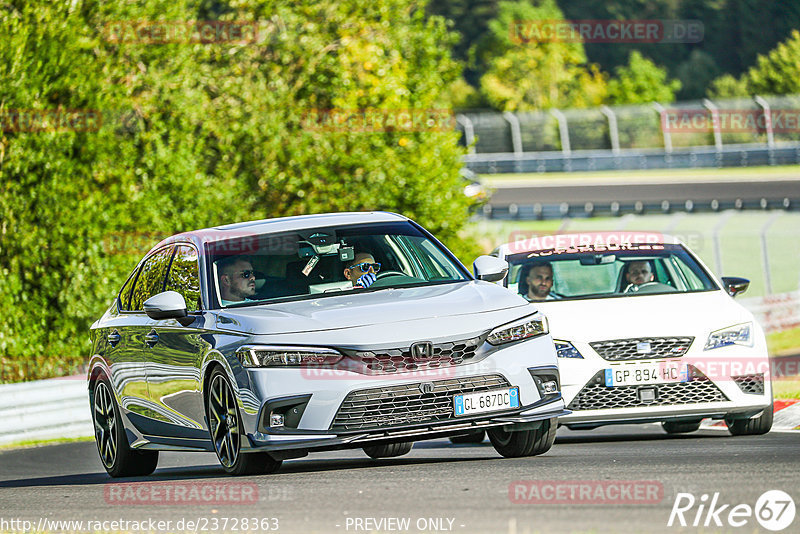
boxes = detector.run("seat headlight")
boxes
[236,346,344,368]
[704,322,753,351]
[554,340,584,359]
[487,313,549,345]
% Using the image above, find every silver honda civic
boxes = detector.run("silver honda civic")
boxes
[88,212,567,476]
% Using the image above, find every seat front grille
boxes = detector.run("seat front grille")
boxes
[590,337,694,361]
[330,374,511,431]
[567,366,728,411]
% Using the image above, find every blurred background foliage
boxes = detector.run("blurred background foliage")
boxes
[0,0,476,381]
[3,0,800,381]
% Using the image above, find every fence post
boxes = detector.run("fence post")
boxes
[703,98,723,152]
[502,111,523,155]
[712,211,735,276]
[652,103,672,153]
[600,105,620,154]
[754,95,775,154]
[760,212,782,295]
[550,108,571,156]
[456,114,476,154]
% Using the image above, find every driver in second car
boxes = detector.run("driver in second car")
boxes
[344,252,380,289]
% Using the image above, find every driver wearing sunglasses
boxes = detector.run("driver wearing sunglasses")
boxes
[218,256,258,305]
[344,252,381,289]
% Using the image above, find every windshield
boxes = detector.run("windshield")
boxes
[207,221,470,307]
[505,243,718,301]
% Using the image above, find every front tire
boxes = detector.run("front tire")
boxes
[92,377,158,477]
[363,442,413,459]
[207,368,282,475]
[726,404,773,436]
[488,418,557,458]
[662,420,702,434]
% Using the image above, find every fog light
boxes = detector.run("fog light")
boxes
[270,413,285,427]
[542,380,558,394]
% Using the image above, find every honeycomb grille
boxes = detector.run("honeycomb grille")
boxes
[567,366,728,411]
[733,374,765,395]
[330,374,511,431]
[590,337,694,361]
[343,336,482,374]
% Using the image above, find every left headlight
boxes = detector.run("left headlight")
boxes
[704,322,753,351]
[487,313,549,345]
[236,346,344,368]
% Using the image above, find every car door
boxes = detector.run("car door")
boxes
[143,244,210,440]
[122,245,174,435]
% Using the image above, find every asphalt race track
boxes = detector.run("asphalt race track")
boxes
[488,179,800,208]
[1,426,798,533]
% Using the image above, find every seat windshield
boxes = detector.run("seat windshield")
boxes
[208,221,470,307]
[505,243,718,300]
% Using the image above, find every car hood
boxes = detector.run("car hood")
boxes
[536,290,755,342]
[214,281,531,336]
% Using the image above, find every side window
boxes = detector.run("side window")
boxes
[129,246,174,311]
[118,266,140,311]
[166,245,202,312]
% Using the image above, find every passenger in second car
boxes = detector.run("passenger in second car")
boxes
[217,256,258,305]
[623,260,655,292]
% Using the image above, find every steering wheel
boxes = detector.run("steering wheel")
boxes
[375,270,406,280]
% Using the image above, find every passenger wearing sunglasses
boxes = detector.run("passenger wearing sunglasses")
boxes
[344,253,381,289]
[218,256,258,305]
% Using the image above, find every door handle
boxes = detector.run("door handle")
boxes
[107,330,121,347]
[144,330,159,348]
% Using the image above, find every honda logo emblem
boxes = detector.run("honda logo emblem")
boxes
[410,341,434,361]
[419,382,434,394]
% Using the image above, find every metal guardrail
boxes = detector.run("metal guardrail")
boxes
[463,143,800,174]
[0,376,91,446]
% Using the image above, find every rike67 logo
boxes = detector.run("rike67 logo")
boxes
[668,490,795,531]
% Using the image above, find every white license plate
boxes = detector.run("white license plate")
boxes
[453,387,520,417]
[604,361,688,387]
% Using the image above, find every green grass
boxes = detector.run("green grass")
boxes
[768,327,800,356]
[772,379,800,400]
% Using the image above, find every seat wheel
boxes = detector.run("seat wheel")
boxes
[488,418,557,458]
[363,441,413,459]
[726,404,773,436]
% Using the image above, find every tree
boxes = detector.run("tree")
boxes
[474,0,607,111]
[745,29,800,95]
[606,51,681,105]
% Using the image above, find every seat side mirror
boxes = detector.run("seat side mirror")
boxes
[144,291,189,320]
[721,277,749,298]
[473,255,508,283]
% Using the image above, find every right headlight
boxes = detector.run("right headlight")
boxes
[236,345,344,368]
[704,322,753,351]
[487,313,549,345]
[554,340,584,359]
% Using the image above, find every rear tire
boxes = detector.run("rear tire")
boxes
[488,418,557,458]
[726,404,773,436]
[92,377,159,477]
[449,430,486,444]
[363,441,413,459]
[207,367,282,475]
[662,420,702,434]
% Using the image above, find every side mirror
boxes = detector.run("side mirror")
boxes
[721,277,749,298]
[144,291,189,320]
[473,255,508,283]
